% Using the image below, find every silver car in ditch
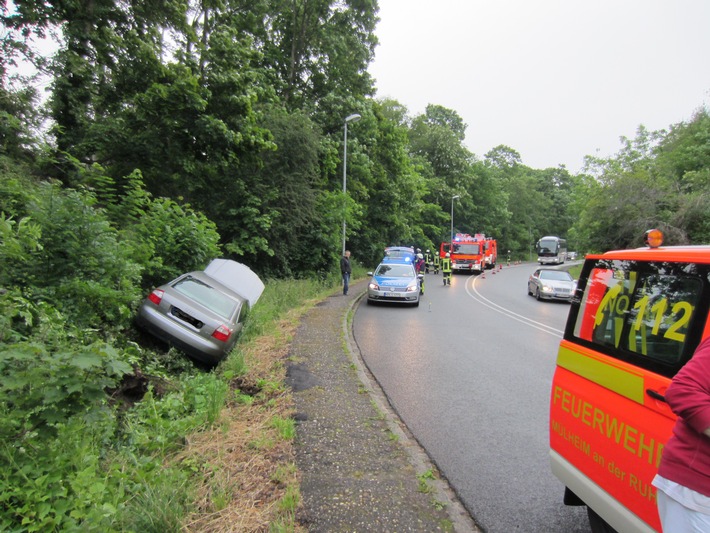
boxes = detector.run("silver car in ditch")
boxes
[137,259,264,365]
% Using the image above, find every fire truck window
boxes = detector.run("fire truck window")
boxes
[623,275,702,363]
[574,261,705,367]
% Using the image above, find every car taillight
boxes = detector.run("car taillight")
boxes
[148,289,164,305]
[211,324,232,343]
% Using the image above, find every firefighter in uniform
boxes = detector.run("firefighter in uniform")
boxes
[433,251,440,274]
[442,252,452,285]
[424,250,432,273]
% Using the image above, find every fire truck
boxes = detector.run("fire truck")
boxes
[482,237,497,269]
[447,233,483,273]
[440,234,498,273]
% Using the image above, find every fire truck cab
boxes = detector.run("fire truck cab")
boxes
[449,233,486,273]
[550,229,710,532]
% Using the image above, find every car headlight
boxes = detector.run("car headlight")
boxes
[369,282,380,290]
[406,283,418,292]
[542,285,554,293]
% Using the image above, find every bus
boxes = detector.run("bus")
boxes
[536,236,567,265]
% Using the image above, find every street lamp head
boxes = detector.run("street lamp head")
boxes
[345,113,362,123]
[452,194,460,200]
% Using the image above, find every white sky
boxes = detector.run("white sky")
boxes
[368,0,710,172]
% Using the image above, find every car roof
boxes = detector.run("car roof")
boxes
[382,255,414,264]
[202,259,265,307]
[586,245,710,264]
[385,246,414,252]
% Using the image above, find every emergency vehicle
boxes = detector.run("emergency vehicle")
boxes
[448,233,486,273]
[483,237,498,269]
[549,229,710,533]
[439,241,451,259]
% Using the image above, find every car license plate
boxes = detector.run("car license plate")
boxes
[384,292,402,298]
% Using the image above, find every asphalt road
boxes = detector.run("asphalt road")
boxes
[352,262,591,533]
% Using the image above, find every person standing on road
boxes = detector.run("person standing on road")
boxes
[652,336,710,532]
[442,252,452,285]
[340,250,352,296]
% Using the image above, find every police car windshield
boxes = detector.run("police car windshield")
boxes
[375,264,415,278]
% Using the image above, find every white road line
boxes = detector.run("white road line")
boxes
[465,275,564,338]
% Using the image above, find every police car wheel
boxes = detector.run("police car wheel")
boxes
[587,507,619,533]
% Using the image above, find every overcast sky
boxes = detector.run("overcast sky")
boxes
[368,0,710,172]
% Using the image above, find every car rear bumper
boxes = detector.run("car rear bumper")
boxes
[136,303,231,364]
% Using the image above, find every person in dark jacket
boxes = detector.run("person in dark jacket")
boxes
[340,250,352,295]
[652,336,710,531]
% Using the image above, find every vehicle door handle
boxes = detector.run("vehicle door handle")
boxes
[646,389,667,403]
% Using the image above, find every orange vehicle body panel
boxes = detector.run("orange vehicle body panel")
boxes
[550,341,674,531]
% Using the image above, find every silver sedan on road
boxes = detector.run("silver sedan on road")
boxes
[527,268,576,302]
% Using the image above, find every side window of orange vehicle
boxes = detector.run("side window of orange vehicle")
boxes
[571,259,710,377]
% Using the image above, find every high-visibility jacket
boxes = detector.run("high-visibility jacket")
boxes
[442,257,452,274]
[434,254,440,268]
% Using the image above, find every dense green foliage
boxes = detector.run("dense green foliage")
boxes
[1,0,709,528]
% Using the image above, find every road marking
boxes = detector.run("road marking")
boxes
[465,275,564,338]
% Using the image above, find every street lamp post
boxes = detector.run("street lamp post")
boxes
[450,195,460,243]
[342,113,361,256]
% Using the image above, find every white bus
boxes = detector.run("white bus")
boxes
[536,236,567,265]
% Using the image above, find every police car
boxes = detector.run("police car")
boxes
[366,260,422,307]
[549,229,710,532]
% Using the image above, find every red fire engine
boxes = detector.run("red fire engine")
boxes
[483,237,497,269]
[440,233,498,273]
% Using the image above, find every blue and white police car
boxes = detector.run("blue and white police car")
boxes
[366,261,422,307]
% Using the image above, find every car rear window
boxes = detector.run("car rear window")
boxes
[567,259,710,377]
[173,277,239,319]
